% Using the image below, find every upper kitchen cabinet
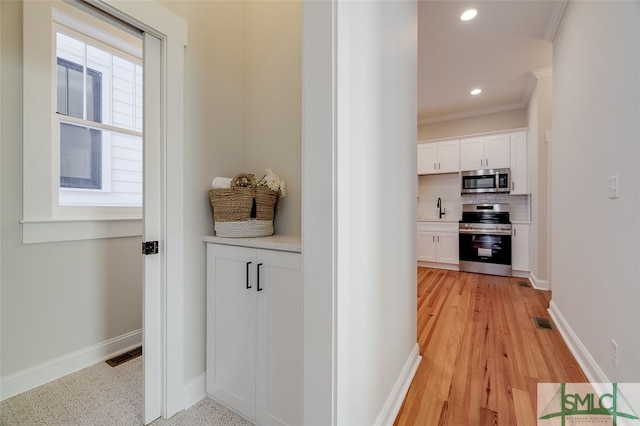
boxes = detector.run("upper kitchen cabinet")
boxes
[417,139,460,175]
[509,131,528,194]
[460,133,510,171]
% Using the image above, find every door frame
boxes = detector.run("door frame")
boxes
[86,0,187,421]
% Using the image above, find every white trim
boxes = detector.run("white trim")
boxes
[418,102,526,125]
[21,218,141,243]
[543,0,568,42]
[0,329,142,402]
[530,270,549,291]
[548,301,609,383]
[183,374,206,410]
[374,344,422,426]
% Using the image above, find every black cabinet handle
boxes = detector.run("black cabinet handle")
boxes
[257,263,263,291]
[246,262,252,289]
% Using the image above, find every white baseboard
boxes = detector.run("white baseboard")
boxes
[374,343,422,426]
[184,373,206,409]
[548,301,609,383]
[0,329,142,401]
[530,270,549,291]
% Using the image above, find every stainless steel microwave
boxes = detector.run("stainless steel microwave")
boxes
[461,168,510,194]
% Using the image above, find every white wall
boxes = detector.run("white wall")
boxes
[303,1,418,424]
[551,0,640,382]
[0,0,142,379]
[245,0,301,237]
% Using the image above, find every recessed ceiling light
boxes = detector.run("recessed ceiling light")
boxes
[461,9,478,21]
[470,88,482,95]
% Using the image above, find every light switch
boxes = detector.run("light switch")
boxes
[608,175,619,199]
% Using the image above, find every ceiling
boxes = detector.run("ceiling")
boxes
[418,1,565,124]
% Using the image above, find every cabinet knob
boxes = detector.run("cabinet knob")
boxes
[257,263,263,291]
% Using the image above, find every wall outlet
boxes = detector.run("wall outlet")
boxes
[611,339,619,367]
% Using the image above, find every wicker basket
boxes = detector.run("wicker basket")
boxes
[208,173,278,238]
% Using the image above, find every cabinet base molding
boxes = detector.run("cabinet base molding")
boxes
[374,343,421,426]
[417,261,459,271]
[183,374,206,410]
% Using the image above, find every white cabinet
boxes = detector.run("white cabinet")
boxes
[511,224,530,272]
[206,242,302,426]
[417,222,458,264]
[460,133,510,171]
[417,139,460,174]
[510,131,528,194]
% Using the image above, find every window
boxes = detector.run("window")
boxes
[57,57,103,190]
[55,26,143,207]
[22,0,148,242]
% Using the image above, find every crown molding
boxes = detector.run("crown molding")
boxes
[418,102,526,125]
[543,0,568,42]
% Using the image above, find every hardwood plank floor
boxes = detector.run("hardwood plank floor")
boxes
[394,268,587,426]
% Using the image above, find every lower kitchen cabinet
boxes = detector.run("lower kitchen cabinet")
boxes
[417,222,459,265]
[511,224,530,272]
[206,242,302,426]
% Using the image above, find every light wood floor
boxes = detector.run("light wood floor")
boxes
[394,268,587,426]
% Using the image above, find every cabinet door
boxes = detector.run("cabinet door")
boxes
[206,245,257,420]
[510,131,528,194]
[255,250,302,426]
[417,231,437,262]
[512,225,530,271]
[460,137,485,170]
[417,143,438,175]
[437,140,460,173]
[484,134,510,169]
[436,232,459,264]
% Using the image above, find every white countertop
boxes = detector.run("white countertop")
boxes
[203,234,301,253]
[417,218,460,223]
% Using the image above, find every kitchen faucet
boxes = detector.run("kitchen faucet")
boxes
[437,197,445,219]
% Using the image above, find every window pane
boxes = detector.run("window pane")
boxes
[56,64,68,115]
[59,126,142,207]
[60,122,102,189]
[67,66,84,119]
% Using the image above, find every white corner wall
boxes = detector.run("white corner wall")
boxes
[550,0,640,383]
[303,1,419,424]
[245,0,301,237]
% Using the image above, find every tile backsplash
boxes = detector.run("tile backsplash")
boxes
[417,173,530,222]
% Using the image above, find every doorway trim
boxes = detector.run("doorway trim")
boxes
[86,0,187,421]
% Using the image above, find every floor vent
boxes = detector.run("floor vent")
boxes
[106,347,142,367]
[533,317,553,330]
[518,280,531,287]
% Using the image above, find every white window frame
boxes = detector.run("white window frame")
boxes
[55,22,144,208]
[22,0,144,243]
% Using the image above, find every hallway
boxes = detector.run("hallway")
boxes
[394,268,587,425]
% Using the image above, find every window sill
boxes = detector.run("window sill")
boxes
[21,217,142,244]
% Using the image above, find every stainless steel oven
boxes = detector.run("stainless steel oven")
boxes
[458,204,512,276]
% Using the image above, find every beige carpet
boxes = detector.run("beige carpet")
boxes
[0,357,252,426]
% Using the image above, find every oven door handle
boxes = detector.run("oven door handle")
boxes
[458,229,512,236]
